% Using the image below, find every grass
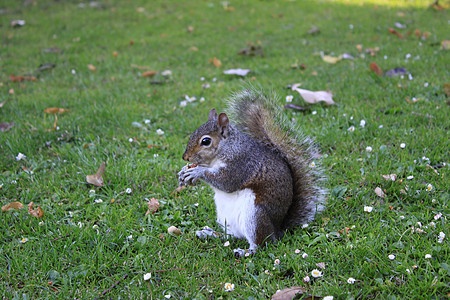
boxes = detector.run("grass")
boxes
[0,0,448,298]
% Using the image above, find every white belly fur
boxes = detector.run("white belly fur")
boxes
[213,188,256,242]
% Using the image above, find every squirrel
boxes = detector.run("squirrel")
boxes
[178,88,326,256]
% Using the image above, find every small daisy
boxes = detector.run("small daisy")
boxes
[94,199,103,203]
[224,241,230,247]
[19,237,28,244]
[143,273,152,281]
[432,199,437,203]
[364,206,373,213]
[379,125,384,129]
[89,189,95,194]
[92,224,99,229]
[39,221,44,226]
[303,275,310,282]
[347,277,356,284]
[347,126,355,132]
[164,294,171,299]
[126,188,132,194]
[71,69,76,75]
[244,252,250,257]
[425,254,432,259]
[388,254,395,260]
[265,270,270,275]
[366,146,373,152]
[144,119,151,124]
[438,232,445,243]
[274,259,281,266]
[302,223,309,228]
[11,180,17,184]
[309,161,316,168]
[429,221,436,227]
[15,153,26,161]
[323,297,334,300]
[434,213,442,220]
[286,95,294,102]
[156,129,164,135]
[224,282,235,292]
[400,215,405,219]
[77,222,83,228]
[180,100,188,107]
[295,249,301,254]
[424,82,429,87]
[407,175,414,180]
[128,138,133,143]
[400,143,406,149]
[311,269,323,278]
[426,184,433,192]
[406,269,411,274]
[200,97,205,102]
[360,120,366,127]
[312,110,317,115]
[302,253,308,259]
[153,154,159,158]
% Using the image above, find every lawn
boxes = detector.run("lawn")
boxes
[0,0,448,298]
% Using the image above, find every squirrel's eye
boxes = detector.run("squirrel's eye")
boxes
[201,137,212,146]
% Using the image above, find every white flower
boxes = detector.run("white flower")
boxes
[366,146,373,152]
[347,277,356,284]
[199,97,205,102]
[364,206,373,213]
[360,120,366,127]
[388,254,395,260]
[400,215,405,219]
[311,269,322,278]
[265,270,270,275]
[144,119,151,124]
[286,95,293,102]
[426,184,433,192]
[309,161,316,168]
[302,223,309,228]
[295,249,301,254]
[89,189,95,194]
[302,253,308,259]
[347,126,355,132]
[19,237,28,243]
[244,252,250,257]
[143,273,152,280]
[164,294,171,299]
[439,232,445,239]
[303,275,310,282]
[161,70,172,77]
[312,110,317,115]
[128,138,133,143]
[94,199,103,203]
[424,82,429,87]
[156,129,164,135]
[15,153,26,161]
[224,283,235,292]
[224,241,230,247]
[274,259,281,265]
[407,175,414,180]
[434,213,442,220]
[39,221,44,226]
[379,125,384,128]
[406,269,411,274]
[400,143,406,149]
[126,188,132,194]
[77,222,83,228]
[11,180,17,184]
[71,69,76,75]
[153,154,159,158]
[425,254,432,259]
[127,235,133,240]
[180,100,188,107]
[432,199,437,203]
[323,297,334,300]
[429,221,436,227]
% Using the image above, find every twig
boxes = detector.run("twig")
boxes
[50,234,70,242]
[101,274,128,296]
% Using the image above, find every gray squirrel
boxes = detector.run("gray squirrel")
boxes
[178,88,326,256]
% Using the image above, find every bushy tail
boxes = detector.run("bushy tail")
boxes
[227,87,327,228]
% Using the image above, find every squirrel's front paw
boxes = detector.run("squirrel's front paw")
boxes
[178,165,204,186]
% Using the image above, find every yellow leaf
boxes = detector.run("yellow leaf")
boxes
[87,64,96,72]
[2,201,24,212]
[322,55,342,64]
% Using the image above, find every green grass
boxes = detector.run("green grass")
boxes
[1,0,448,298]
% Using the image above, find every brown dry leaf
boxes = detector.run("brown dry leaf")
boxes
[322,55,342,64]
[142,71,158,77]
[0,122,14,132]
[375,187,386,198]
[28,202,44,218]
[187,26,194,33]
[189,46,199,52]
[210,57,221,67]
[271,286,312,300]
[370,62,383,76]
[290,83,335,105]
[443,83,450,97]
[388,28,403,38]
[338,227,352,235]
[44,107,69,114]
[86,162,106,187]
[2,201,24,212]
[87,64,96,72]
[10,74,37,82]
[145,198,160,216]
[356,44,363,52]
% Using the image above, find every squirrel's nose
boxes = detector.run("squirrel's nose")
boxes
[182,152,190,161]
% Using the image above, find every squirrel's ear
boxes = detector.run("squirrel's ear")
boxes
[208,108,218,121]
[218,113,229,137]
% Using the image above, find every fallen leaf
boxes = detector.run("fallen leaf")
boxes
[388,28,403,38]
[290,83,335,105]
[44,107,69,114]
[187,26,194,33]
[86,162,106,187]
[189,46,199,52]
[443,83,450,97]
[338,227,352,235]
[271,286,311,300]
[223,68,251,76]
[142,71,158,77]
[356,44,363,52]
[145,198,160,216]
[375,187,385,198]
[211,57,221,68]
[369,62,383,76]
[414,29,421,38]
[366,47,380,56]
[112,51,118,56]
[28,202,44,218]
[0,122,14,132]
[87,64,96,72]
[284,104,306,111]
[307,25,320,35]
[2,201,24,212]
[322,55,342,64]
[382,174,397,181]
[10,74,36,82]
[385,67,408,77]
[45,115,58,132]
[168,226,181,236]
